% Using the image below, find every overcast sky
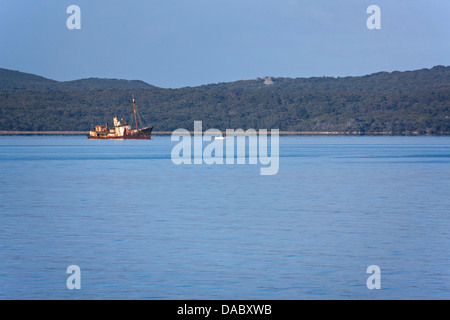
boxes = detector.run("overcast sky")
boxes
[1,0,449,88]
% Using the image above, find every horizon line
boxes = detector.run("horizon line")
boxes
[1,64,448,90]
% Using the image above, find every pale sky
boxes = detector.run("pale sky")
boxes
[0,0,449,88]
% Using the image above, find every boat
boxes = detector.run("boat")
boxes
[87,96,153,140]
[214,133,226,140]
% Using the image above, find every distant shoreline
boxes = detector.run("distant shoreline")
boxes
[0,130,443,136]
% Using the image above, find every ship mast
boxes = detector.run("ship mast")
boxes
[132,95,139,131]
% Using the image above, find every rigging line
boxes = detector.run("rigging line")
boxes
[131,101,142,129]
[137,110,143,128]
[135,104,143,128]
[139,106,147,127]
[137,105,150,128]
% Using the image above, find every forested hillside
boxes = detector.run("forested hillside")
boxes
[0,66,449,134]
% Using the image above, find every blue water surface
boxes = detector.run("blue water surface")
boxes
[0,135,449,299]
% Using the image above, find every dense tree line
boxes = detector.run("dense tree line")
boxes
[0,66,449,134]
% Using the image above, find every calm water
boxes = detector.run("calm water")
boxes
[0,135,449,300]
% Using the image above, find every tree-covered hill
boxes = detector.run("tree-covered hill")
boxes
[205,66,450,93]
[0,66,449,134]
[0,68,154,91]
[0,68,57,91]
